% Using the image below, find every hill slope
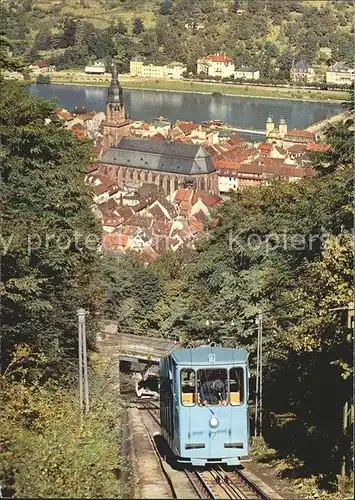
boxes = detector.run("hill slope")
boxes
[2,0,353,78]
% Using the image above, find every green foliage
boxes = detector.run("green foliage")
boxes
[36,73,51,84]
[1,1,353,77]
[0,79,104,375]
[0,347,123,498]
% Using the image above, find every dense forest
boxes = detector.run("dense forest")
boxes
[0,39,127,497]
[1,0,354,79]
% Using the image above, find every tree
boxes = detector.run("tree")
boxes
[0,36,24,76]
[159,0,172,15]
[59,15,77,48]
[0,80,103,375]
[33,31,53,51]
[132,17,144,35]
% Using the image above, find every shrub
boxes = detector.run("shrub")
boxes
[36,74,51,84]
[0,347,124,499]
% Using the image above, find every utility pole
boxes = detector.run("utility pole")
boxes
[254,310,263,437]
[259,310,263,436]
[77,308,89,418]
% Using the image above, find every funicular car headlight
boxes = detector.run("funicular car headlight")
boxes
[209,416,219,428]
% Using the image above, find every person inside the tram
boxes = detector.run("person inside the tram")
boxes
[200,370,227,405]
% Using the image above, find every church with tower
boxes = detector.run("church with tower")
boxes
[97,63,219,196]
[101,63,132,148]
[265,113,316,148]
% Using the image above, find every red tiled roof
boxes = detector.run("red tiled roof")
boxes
[149,204,167,220]
[98,198,119,215]
[157,197,177,216]
[206,54,233,63]
[102,216,122,227]
[93,184,111,196]
[79,112,96,122]
[218,147,257,162]
[259,142,272,153]
[264,164,314,177]
[152,133,166,141]
[102,233,128,247]
[191,191,222,208]
[287,129,316,139]
[177,122,200,135]
[122,225,140,236]
[306,143,330,152]
[287,144,307,154]
[32,59,49,68]
[88,164,99,173]
[153,220,172,236]
[174,188,194,203]
[259,157,284,167]
[238,163,264,174]
[133,200,148,212]
[123,214,153,229]
[214,160,240,170]
[116,205,134,220]
[189,213,205,229]
[227,134,246,146]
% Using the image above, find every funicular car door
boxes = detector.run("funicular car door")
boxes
[171,361,180,447]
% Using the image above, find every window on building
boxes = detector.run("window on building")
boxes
[229,367,244,405]
[180,369,196,406]
[197,368,228,406]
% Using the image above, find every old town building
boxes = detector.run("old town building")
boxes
[99,138,219,196]
[97,64,219,196]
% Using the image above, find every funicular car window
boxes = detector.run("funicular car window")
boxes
[229,367,244,405]
[197,369,228,406]
[180,368,196,406]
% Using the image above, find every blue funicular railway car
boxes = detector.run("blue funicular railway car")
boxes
[159,346,249,466]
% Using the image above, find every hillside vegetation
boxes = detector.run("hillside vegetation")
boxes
[2,0,353,79]
[0,44,126,498]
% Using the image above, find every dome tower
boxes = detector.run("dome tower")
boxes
[266,113,274,136]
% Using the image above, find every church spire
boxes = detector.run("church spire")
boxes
[107,60,123,106]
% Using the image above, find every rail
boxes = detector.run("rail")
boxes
[137,399,274,500]
[186,466,271,499]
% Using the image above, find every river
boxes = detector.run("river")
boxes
[27,84,343,137]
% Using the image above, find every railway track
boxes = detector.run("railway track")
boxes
[185,467,271,499]
[136,398,272,500]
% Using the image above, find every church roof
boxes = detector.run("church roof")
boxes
[100,138,216,176]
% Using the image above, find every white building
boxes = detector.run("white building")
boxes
[130,60,186,79]
[85,61,106,74]
[326,63,354,86]
[218,174,239,193]
[197,54,235,78]
[166,62,187,79]
[234,67,260,80]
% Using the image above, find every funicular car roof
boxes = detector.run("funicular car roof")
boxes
[171,346,248,366]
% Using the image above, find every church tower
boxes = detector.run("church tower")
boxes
[279,115,288,137]
[102,62,131,148]
[265,113,274,137]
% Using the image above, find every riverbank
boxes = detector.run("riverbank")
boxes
[35,73,347,103]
